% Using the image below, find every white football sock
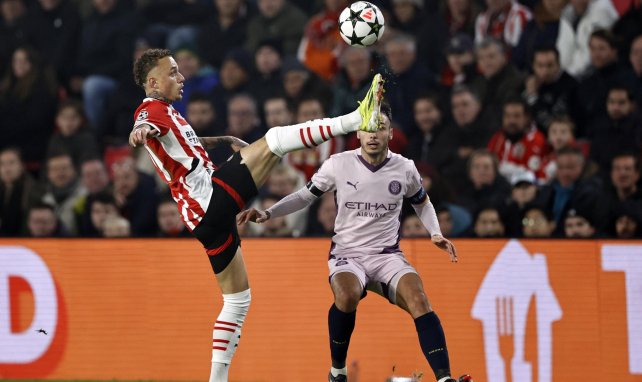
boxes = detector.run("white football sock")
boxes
[209,289,251,382]
[331,366,348,377]
[437,377,453,382]
[209,363,228,382]
[265,111,361,157]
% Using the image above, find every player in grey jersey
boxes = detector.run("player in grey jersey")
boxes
[238,103,468,382]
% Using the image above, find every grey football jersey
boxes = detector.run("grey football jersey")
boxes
[311,149,423,257]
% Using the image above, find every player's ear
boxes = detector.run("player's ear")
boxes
[147,76,156,90]
[389,126,393,141]
[356,130,362,141]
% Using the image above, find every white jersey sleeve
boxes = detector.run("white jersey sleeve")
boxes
[404,162,427,204]
[311,156,337,193]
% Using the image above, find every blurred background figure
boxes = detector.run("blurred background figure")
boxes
[42,151,85,235]
[521,203,556,238]
[472,206,506,237]
[402,213,430,237]
[157,197,189,238]
[27,202,66,237]
[102,215,131,238]
[0,147,43,236]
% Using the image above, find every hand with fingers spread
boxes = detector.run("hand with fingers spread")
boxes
[237,208,270,224]
[431,234,458,262]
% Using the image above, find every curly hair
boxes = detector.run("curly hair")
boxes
[133,48,171,88]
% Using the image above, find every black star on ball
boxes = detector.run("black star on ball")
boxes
[367,21,381,37]
[348,30,365,46]
[349,7,365,22]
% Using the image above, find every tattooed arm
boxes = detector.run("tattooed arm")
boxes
[199,136,249,152]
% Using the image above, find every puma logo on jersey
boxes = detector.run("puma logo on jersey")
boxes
[347,181,359,190]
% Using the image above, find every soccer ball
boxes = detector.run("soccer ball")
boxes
[338,1,385,47]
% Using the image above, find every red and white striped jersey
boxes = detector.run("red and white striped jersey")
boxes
[133,98,216,230]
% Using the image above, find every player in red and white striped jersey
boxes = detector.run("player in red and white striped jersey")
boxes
[129,49,384,382]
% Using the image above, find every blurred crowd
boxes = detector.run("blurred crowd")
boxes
[1,0,641,239]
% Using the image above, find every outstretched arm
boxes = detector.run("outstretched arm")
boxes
[199,136,249,151]
[237,183,321,224]
[411,198,458,262]
[129,124,159,147]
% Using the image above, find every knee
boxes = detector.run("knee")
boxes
[404,290,432,317]
[334,285,361,312]
[223,289,251,318]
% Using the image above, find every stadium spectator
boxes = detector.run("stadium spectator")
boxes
[384,34,437,136]
[88,191,120,237]
[170,46,218,117]
[563,206,597,237]
[42,151,85,235]
[575,30,636,131]
[389,0,424,35]
[511,0,564,70]
[209,48,252,123]
[439,86,494,187]
[487,98,547,181]
[186,92,222,137]
[22,0,81,87]
[556,0,618,78]
[297,0,346,81]
[0,0,27,76]
[521,203,556,238]
[71,0,138,129]
[612,201,642,238]
[522,47,578,131]
[75,158,111,236]
[541,116,588,182]
[630,35,642,108]
[537,146,605,235]
[245,0,307,55]
[436,204,455,238]
[0,147,43,236]
[280,56,333,107]
[263,95,294,128]
[472,206,506,237]
[305,191,337,236]
[27,202,66,237]
[604,153,642,221]
[0,46,58,169]
[157,198,190,237]
[197,0,252,69]
[100,37,147,146]
[503,170,538,236]
[589,86,642,172]
[288,96,344,180]
[440,34,477,89]
[139,0,210,52]
[456,149,511,214]
[186,92,227,164]
[258,194,293,237]
[331,47,374,117]
[418,0,481,75]
[102,215,131,238]
[474,0,532,48]
[260,163,307,236]
[111,157,158,236]
[472,38,525,121]
[226,93,264,144]
[404,94,452,169]
[402,213,430,237]
[248,39,284,106]
[47,99,100,167]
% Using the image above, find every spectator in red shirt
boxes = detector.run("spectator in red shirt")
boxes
[488,98,547,181]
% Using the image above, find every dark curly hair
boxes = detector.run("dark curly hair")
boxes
[133,48,171,88]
